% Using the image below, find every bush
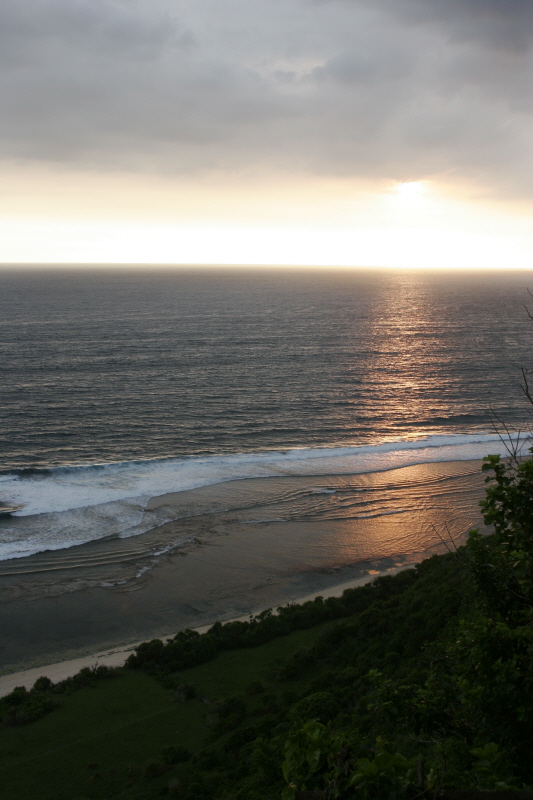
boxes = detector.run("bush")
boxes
[161,745,191,765]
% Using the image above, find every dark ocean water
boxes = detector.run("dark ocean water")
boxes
[2,266,532,466]
[1,266,532,565]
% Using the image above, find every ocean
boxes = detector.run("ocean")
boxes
[0,266,532,663]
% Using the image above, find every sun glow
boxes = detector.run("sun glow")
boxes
[1,169,533,269]
[2,214,533,270]
[394,181,426,198]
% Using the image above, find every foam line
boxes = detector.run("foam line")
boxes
[0,433,517,518]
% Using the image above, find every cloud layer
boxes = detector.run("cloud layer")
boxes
[1,0,533,196]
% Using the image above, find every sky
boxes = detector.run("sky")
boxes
[2,0,533,268]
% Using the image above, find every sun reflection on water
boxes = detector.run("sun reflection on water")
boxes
[352,272,467,442]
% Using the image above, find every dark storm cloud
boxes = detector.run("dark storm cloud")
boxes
[376,0,533,50]
[1,0,533,195]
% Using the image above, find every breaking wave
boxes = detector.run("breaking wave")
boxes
[0,433,521,561]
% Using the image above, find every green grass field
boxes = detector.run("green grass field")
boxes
[0,622,331,799]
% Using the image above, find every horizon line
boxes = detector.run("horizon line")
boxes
[1,262,533,271]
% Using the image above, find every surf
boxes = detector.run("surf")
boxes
[0,433,518,520]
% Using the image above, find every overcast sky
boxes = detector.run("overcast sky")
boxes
[2,0,533,266]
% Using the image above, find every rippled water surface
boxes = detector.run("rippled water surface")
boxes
[1,266,532,564]
[2,267,532,470]
[2,266,531,664]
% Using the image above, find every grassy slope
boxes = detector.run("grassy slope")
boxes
[0,553,468,800]
[0,623,332,800]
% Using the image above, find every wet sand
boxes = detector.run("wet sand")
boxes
[0,537,410,673]
[0,460,487,675]
[0,564,414,697]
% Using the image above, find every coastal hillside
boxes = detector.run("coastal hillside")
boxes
[1,452,533,799]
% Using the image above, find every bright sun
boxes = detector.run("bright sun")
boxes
[394,181,426,197]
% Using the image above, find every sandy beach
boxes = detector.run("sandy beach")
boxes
[0,460,486,686]
[0,564,413,697]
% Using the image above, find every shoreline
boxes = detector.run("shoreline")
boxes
[0,564,413,697]
[0,459,486,679]
[1,439,504,564]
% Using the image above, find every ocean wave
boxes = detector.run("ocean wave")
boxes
[0,433,521,562]
[0,432,520,519]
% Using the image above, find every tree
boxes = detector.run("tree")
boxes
[281,441,533,795]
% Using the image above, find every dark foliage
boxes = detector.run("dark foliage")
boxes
[157,552,470,800]
[7,451,533,799]
[0,663,122,726]
[126,568,420,677]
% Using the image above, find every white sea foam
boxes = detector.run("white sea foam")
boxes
[0,498,151,561]
[0,433,520,518]
[0,433,523,561]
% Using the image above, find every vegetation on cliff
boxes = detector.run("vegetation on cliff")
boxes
[2,450,533,799]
